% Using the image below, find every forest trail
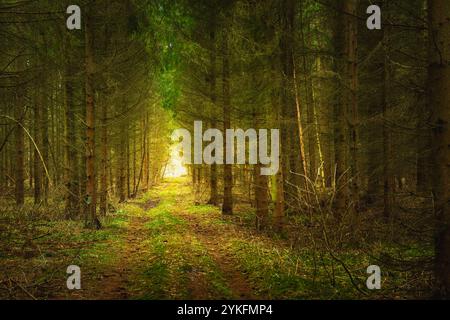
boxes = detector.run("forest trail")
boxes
[170,200,255,300]
[67,177,262,300]
[89,214,153,299]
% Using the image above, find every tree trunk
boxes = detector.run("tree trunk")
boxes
[14,94,24,206]
[334,0,358,216]
[222,28,233,215]
[254,106,269,231]
[382,18,394,221]
[118,123,126,203]
[312,57,326,188]
[292,57,308,181]
[34,90,42,204]
[100,101,108,215]
[279,0,302,212]
[64,50,79,218]
[85,9,100,228]
[208,18,218,206]
[272,56,285,231]
[254,163,269,231]
[344,0,359,206]
[41,89,49,204]
[132,127,137,196]
[428,0,450,298]
[416,114,432,193]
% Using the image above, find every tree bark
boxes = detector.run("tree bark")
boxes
[222,27,233,215]
[118,123,127,203]
[41,88,49,204]
[428,0,450,298]
[85,8,100,228]
[334,0,358,215]
[34,89,42,204]
[208,18,218,206]
[344,0,359,206]
[100,100,108,215]
[382,17,394,221]
[14,93,24,206]
[64,48,79,218]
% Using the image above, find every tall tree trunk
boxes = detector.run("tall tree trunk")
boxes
[255,162,269,231]
[382,16,394,221]
[34,90,42,204]
[334,0,358,216]
[272,57,285,231]
[132,127,137,196]
[126,130,131,198]
[292,57,308,181]
[38,31,50,204]
[300,9,316,182]
[142,113,150,192]
[253,105,269,230]
[428,0,450,298]
[312,57,326,188]
[222,28,233,215]
[208,18,218,206]
[100,25,109,215]
[85,8,100,228]
[280,0,302,212]
[41,88,49,204]
[65,52,79,218]
[194,165,201,205]
[344,0,359,206]
[14,94,24,206]
[118,123,126,203]
[100,101,108,215]
[273,158,285,232]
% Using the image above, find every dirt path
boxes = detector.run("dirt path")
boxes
[68,180,259,300]
[95,215,149,299]
[98,199,159,299]
[178,213,256,300]
[68,200,157,300]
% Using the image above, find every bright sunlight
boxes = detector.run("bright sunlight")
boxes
[164,145,188,178]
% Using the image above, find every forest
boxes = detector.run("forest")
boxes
[0,0,449,300]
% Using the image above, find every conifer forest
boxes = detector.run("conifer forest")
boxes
[0,0,449,301]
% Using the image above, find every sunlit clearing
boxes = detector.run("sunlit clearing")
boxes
[164,146,188,178]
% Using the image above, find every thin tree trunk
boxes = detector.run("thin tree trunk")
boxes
[118,123,126,203]
[272,56,285,231]
[416,117,432,193]
[208,17,218,206]
[100,101,108,215]
[222,28,233,215]
[253,106,269,230]
[312,57,326,188]
[34,90,42,204]
[14,93,24,206]
[132,126,137,197]
[64,49,79,218]
[41,89,49,204]
[382,8,394,221]
[126,131,131,198]
[292,57,308,181]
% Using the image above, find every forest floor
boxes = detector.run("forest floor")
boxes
[0,177,432,300]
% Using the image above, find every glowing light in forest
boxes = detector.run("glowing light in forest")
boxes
[164,145,188,178]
